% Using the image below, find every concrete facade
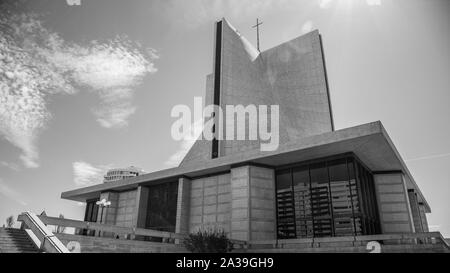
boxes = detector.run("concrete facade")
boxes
[61,19,433,246]
[373,172,415,234]
[175,177,191,235]
[173,165,276,242]
[230,165,276,242]
[189,173,231,233]
[97,190,137,229]
[181,18,333,167]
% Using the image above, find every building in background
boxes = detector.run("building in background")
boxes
[59,19,437,251]
[103,166,146,183]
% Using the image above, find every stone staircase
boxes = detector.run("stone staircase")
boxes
[0,228,40,253]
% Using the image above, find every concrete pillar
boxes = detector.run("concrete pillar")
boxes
[175,177,191,235]
[230,166,251,241]
[134,186,149,228]
[187,174,231,234]
[373,172,415,234]
[97,191,119,238]
[230,165,276,242]
[407,189,424,233]
[97,192,119,225]
[418,204,429,232]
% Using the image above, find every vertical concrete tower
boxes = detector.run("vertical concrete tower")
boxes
[181,18,334,166]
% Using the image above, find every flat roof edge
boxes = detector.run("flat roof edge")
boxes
[61,121,385,201]
[379,123,431,213]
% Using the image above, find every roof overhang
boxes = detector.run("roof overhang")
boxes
[61,121,431,212]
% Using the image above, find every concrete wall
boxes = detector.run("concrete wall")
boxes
[419,204,429,232]
[219,20,333,157]
[373,172,415,233]
[115,190,137,228]
[133,186,149,229]
[97,192,118,225]
[176,177,191,235]
[408,189,425,233]
[230,165,276,242]
[56,233,185,253]
[189,173,232,233]
[97,190,137,229]
[180,18,334,167]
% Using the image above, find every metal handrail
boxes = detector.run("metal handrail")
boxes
[37,215,185,241]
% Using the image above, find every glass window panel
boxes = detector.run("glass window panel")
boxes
[82,200,99,236]
[347,158,362,235]
[275,155,380,239]
[328,159,354,236]
[310,162,333,237]
[276,169,296,239]
[146,181,178,233]
[293,165,313,238]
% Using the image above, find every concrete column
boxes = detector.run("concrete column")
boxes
[97,191,119,238]
[373,172,415,234]
[230,165,276,242]
[133,186,149,228]
[418,204,429,232]
[175,177,191,235]
[230,166,251,241]
[407,189,424,233]
[97,192,119,225]
[248,166,276,241]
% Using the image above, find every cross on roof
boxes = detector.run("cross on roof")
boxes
[252,18,263,52]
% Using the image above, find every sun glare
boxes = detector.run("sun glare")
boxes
[319,0,381,10]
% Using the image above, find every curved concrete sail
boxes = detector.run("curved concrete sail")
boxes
[180,18,334,166]
[224,18,260,62]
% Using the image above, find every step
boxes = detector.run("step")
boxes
[0,236,34,242]
[0,235,34,240]
[0,232,29,237]
[0,228,26,233]
[0,242,38,248]
[0,241,36,247]
[0,237,32,240]
[0,233,30,238]
[0,234,33,238]
[0,248,40,253]
[0,243,38,249]
[0,250,40,253]
[0,228,40,253]
[0,247,38,252]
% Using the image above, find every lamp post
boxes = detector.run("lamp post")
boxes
[96,198,111,237]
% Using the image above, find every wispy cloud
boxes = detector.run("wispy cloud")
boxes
[405,152,450,163]
[0,161,20,171]
[72,161,111,187]
[165,119,204,167]
[319,0,382,9]
[0,178,27,206]
[0,12,157,168]
[428,225,441,232]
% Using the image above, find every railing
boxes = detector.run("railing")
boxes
[17,212,69,253]
[37,215,185,243]
[36,215,250,250]
[249,232,450,250]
